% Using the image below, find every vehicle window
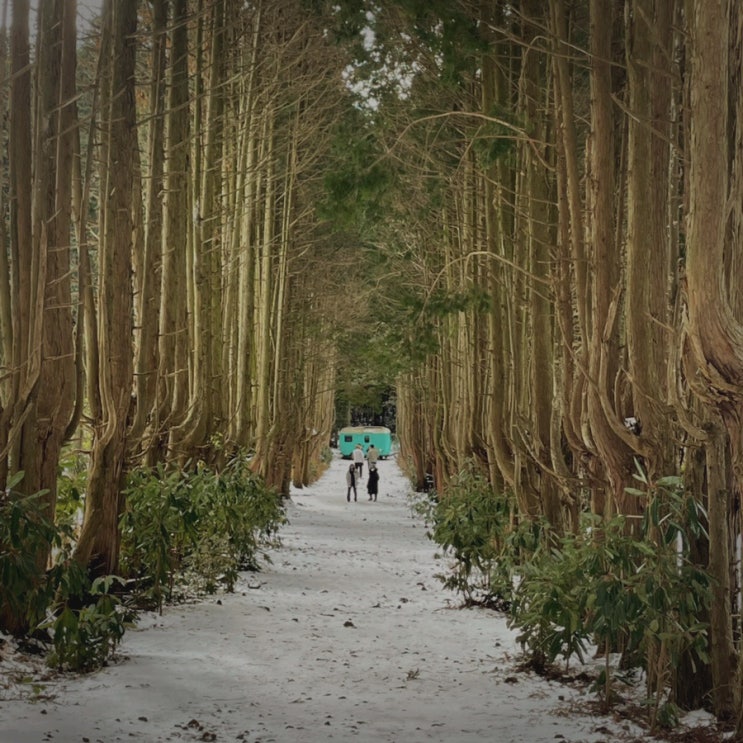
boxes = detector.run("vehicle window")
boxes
[344,435,353,442]
[364,436,370,443]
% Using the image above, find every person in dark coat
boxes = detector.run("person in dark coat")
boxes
[346,464,358,502]
[367,465,379,501]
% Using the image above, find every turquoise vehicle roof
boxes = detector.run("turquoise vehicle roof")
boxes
[338,426,391,434]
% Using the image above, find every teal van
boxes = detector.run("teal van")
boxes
[338,426,393,459]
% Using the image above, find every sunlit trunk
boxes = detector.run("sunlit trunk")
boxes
[74,0,137,577]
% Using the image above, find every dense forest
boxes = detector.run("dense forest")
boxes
[2,0,743,735]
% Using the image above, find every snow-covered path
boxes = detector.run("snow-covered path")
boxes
[1,453,642,743]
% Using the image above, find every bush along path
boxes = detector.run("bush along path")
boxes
[0,454,715,743]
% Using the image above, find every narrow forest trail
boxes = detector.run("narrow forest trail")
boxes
[0,455,643,743]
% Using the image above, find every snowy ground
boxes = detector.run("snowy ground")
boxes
[0,453,720,742]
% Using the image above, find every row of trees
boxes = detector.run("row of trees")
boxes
[0,0,369,635]
[4,0,743,730]
[336,0,743,729]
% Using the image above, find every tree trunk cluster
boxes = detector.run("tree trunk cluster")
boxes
[0,0,348,628]
[379,0,742,725]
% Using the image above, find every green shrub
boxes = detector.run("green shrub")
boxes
[203,456,285,575]
[421,461,514,606]
[508,514,651,675]
[489,515,544,607]
[119,463,195,610]
[182,532,235,595]
[1,472,127,670]
[42,570,127,672]
[120,456,285,609]
[509,522,593,673]
[624,469,710,727]
[0,472,61,631]
[507,466,710,718]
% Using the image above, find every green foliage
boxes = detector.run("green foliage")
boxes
[302,0,369,48]
[184,457,286,591]
[1,472,127,670]
[334,332,401,413]
[0,472,61,631]
[379,286,492,369]
[319,109,394,229]
[120,457,285,610]
[407,0,485,87]
[472,105,519,168]
[423,457,710,721]
[509,524,593,672]
[508,466,710,717]
[56,450,88,549]
[119,463,191,610]
[652,699,681,730]
[419,462,514,607]
[42,570,127,672]
[376,0,485,88]
[416,287,492,319]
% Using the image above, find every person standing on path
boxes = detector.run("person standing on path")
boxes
[352,444,365,481]
[346,464,358,502]
[366,444,379,472]
[367,465,379,501]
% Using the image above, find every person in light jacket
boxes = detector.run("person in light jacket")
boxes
[346,464,358,502]
[352,444,365,481]
[366,444,379,471]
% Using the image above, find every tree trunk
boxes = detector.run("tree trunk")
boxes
[0,0,34,634]
[479,4,517,495]
[624,0,676,486]
[683,0,743,730]
[549,0,592,516]
[152,0,190,465]
[130,0,167,451]
[704,421,736,717]
[74,0,137,577]
[0,21,12,469]
[522,0,562,528]
[584,0,635,515]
